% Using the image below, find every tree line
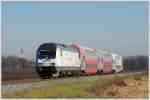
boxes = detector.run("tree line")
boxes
[123,55,148,72]
[2,55,35,69]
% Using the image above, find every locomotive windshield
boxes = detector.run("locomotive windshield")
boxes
[38,43,56,59]
[39,50,49,55]
[39,50,56,59]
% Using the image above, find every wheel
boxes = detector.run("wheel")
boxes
[112,70,116,74]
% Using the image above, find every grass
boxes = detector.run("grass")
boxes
[3,81,101,98]
[2,73,148,99]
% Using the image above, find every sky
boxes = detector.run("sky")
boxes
[1,1,149,60]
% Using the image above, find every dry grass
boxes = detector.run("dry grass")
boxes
[88,76,127,96]
[3,72,148,99]
[88,73,148,98]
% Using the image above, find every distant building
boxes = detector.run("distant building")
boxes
[18,48,27,69]
[19,48,26,59]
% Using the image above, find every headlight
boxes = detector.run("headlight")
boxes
[38,63,43,66]
[50,63,55,66]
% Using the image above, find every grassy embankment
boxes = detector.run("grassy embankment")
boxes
[3,72,148,99]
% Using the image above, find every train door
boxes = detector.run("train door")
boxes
[98,57,104,72]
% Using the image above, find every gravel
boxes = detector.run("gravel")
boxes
[2,71,145,95]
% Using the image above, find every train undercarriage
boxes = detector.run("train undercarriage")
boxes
[36,66,85,78]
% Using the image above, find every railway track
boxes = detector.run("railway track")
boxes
[2,71,147,95]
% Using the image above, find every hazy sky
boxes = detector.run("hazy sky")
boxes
[2,1,149,60]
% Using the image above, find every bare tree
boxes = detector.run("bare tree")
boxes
[2,55,35,70]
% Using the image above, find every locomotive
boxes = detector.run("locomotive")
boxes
[36,43,123,78]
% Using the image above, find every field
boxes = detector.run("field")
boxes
[2,69,39,85]
[2,72,148,99]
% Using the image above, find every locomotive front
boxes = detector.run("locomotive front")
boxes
[36,43,58,78]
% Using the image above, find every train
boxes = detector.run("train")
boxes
[36,43,123,78]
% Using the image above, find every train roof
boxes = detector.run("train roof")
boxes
[71,44,95,51]
[38,43,56,50]
[39,43,78,53]
[39,43,68,48]
[111,53,121,57]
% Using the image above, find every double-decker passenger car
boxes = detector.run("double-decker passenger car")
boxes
[111,53,123,73]
[71,44,99,74]
[102,52,113,73]
[97,50,113,73]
